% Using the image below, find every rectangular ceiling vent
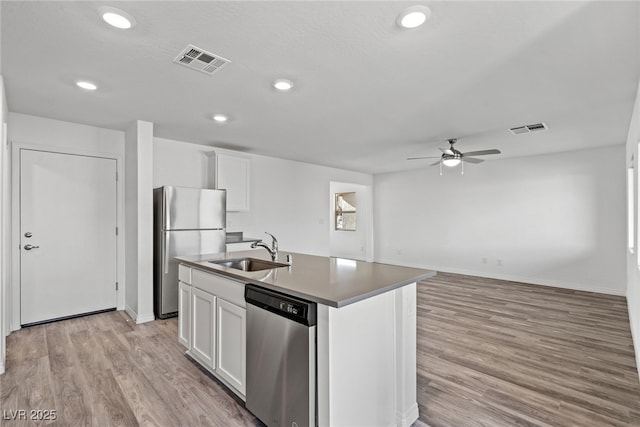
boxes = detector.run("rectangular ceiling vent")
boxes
[509,122,548,135]
[173,44,230,76]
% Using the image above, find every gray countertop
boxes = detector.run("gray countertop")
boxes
[175,250,436,308]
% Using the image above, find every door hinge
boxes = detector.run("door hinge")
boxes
[116,282,119,291]
[116,226,119,235]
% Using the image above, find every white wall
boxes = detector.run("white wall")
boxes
[625,78,640,380]
[375,145,626,296]
[125,124,139,317]
[124,120,154,324]
[222,150,373,256]
[7,113,127,329]
[8,113,125,155]
[151,138,373,256]
[153,137,209,188]
[0,75,8,375]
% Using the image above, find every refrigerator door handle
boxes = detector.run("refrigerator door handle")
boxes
[164,232,170,274]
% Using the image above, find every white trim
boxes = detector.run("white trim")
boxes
[375,258,626,296]
[394,283,419,427]
[629,302,640,381]
[316,304,330,427]
[135,312,155,324]
[0,361,4,375]
[11,141,125,330]
[396,403,419,427]
[125,305,138,322]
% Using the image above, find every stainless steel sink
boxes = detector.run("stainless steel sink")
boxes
[208,257,289,272]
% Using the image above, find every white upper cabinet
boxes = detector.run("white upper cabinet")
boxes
[209,153,250,212]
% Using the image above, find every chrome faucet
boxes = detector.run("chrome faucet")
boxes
[251,232,279,261]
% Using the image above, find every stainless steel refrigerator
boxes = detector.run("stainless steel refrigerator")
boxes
[153,186,226,319]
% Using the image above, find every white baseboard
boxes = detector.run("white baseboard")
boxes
[125,305,138,322]
[628,303,640,381]
[375,259,625,296]
[0,361,4,375]
[396,402,419,427]
[135,312,155,324]
[125,305,155,324]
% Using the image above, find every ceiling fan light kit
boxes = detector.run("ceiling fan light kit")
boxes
[407,138,501,175]
[439,158,465,176]
[442,156,461,167]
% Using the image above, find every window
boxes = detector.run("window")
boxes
[335,192,356,231]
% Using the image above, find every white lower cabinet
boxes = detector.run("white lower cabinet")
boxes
[216,298,247,395]
[179,265,247,399]
[190,287,216,371]
[178,281,191,348]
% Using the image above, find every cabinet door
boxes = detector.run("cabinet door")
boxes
[191,288,216,370]
[216,154,250,212]
[216,298,246,395]
[178,282,191,349]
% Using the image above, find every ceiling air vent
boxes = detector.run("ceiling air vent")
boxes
[173,45,230,76]
[509,122,548,135]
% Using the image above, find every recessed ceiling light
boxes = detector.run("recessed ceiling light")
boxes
[98,7,136,29]
[76,80,98,91]
[212,114,229,123]
[397,5,431,29]
[272,79,294,92]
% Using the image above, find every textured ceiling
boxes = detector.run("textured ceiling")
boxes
[2,1,639,174]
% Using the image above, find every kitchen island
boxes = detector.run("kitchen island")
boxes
[176,250,435,427]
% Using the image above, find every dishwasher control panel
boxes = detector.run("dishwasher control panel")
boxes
[279,301,303,316]
[245,284,317,326]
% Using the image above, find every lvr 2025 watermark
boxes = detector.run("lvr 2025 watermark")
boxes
[2,409,57,421]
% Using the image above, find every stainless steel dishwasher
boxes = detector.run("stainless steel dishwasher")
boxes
[245,284,317,427]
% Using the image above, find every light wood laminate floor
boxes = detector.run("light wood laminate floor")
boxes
[1,273,638,426]
[418,272,640,427]
[0,310,261,426]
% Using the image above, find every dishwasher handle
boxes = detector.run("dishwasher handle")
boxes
[245,284,317,327]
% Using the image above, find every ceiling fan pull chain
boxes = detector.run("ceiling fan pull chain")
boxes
[439,161,443,176]
[461,161,464,175]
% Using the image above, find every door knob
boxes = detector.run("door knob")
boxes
[24,244,40,251]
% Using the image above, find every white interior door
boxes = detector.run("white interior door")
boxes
[20,149,117,326]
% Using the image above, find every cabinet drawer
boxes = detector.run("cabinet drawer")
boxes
[178,264,192,285]
[192,269,246,308]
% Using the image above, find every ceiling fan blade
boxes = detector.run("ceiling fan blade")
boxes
[406,156,441,160]
[462,149,501,156]
[438,147,454,154]
[462,157,484,164]
[429,160,441,167]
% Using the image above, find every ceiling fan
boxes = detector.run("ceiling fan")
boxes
[407,138,501,169]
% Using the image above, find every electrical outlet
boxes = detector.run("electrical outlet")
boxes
[397,249,403,255]
[482,257,488,264]
[497,259,503,266]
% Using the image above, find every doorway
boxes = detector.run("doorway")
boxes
[329,182,373,262]
[19,149,117,326]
